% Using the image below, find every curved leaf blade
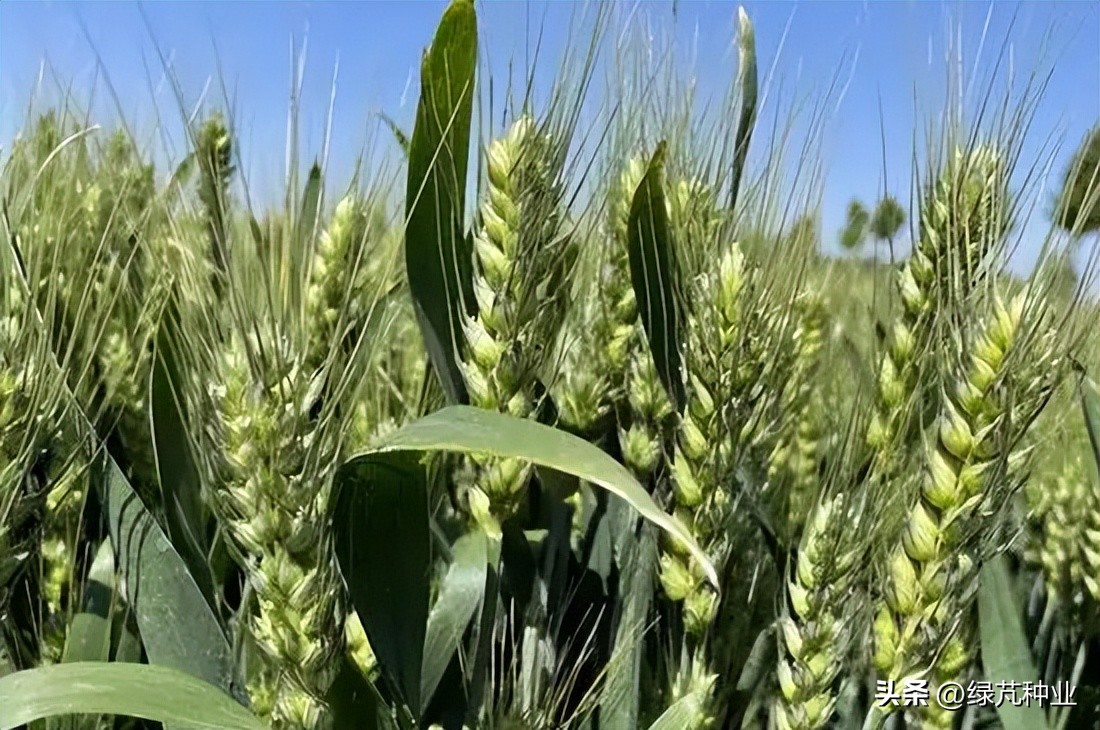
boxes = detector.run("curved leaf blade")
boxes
[405,0,478,405]
[365,405,718,587]
[627,141,685,412]
[0,662,263,730]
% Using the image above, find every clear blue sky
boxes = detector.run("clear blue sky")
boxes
[2,1,1097,270]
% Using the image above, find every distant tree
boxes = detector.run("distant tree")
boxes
[839,199,869,251]
[1054,125,1100,235]
[869,195,906,242]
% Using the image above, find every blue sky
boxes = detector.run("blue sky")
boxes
[1,1,1097,269]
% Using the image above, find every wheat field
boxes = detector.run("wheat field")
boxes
[1,2,1099,730]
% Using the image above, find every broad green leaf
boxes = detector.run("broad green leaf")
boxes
[627,141,685,412]
[405,0,478,405]
[333,452,431,716]
[61,540,116,664]
[1079,375,1100,479]
[421,530,488,714]
[646,686,711,730]
[979,554,1051,730]
[98,452,236,695]
[365,405,718,586]
[729,6,757,212]
[0,662,263,730]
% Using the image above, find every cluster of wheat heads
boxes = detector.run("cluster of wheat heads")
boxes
[2,2,1100,730]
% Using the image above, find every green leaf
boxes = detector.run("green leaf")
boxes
[248,215,265,248]
[499,523,537,615]
[168,152,196,192]
[420,530,488,714]
[729,6,757,212]
[327,657,398,730]
[735,624,775,692]
[464,535,502,727]
[578,490,614,590]
[979,554,1051,730]
[1079,375,1100,479]
[0,662,263,730]
[627,141,685,412]
[297,161,323,248]
[365,405,718,586]
[61,540,117,664]
[600,516,657,730]
[404,0,478,405]
[333,453,431,716]
[378,112,411,158]
[646,686,711,730]
[97,452,236,696]
[114,613,143,665]
[151,321,215,602]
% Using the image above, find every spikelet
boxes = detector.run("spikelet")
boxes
[867,144,1010,468]
[1,272,83,657]
[344,612,378,679]
[196,113,234,289]
[668,649,719,730]
[601,157,647,379]
[873,292,1056,729]
[768,293,827,531]
[1027,448,1100,613]
[0,290,41,606]
[37,451,88,662]
[457,115,573,532]
[918,145,1011,292]
[306,196,369,369]
[306,194,403,375]
[210,330,342,729]
[554,295,613,437]
[99,315,159,490]
[658,242,744,637]
[773,496,862,730]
